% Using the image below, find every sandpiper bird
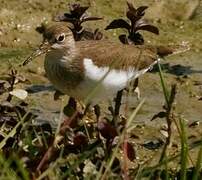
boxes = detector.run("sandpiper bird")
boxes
[23,23,181,104]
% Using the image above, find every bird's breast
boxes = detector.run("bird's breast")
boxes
[44,52,84,94]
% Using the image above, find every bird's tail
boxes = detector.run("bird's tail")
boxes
[156,43,190,57]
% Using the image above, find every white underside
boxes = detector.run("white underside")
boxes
[67,58,158,104]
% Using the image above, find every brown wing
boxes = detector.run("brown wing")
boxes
[76,40,158,71]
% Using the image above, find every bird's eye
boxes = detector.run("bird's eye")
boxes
[57,34,65,42]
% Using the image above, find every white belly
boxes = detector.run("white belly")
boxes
[68,58,146,104]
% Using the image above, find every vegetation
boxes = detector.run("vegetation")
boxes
[0,1,202,179]
[105,1,159,45]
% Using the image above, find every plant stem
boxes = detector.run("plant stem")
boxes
[179,117,188,180]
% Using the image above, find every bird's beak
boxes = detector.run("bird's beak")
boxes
[22,40,51,66]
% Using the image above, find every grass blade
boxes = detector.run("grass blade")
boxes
[192,145,202,180]
[157,61,169,106]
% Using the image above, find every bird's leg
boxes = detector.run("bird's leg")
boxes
[132,78,140,99]
[125,78,140,99]
[94,104,101,121]
[112,89,124,123]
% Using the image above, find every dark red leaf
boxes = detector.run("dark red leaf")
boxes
[63,13,74,19]
[81,16,103,23]
[63,97,77,119]
[123,141,136,161]
[135,20,159,34]
[128,32,144,45]
[136,6,148,16]
[105,19,131,30]
[126,1,138,22]
[73,132,88,147]
[69,3,89,19]
[126,1,136,13]
[127,11,133,21]
[119,34,129,44]
[97,120,118,140]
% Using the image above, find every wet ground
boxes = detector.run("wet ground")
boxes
[0,0,202,167]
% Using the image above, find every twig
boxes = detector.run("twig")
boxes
[159,84,177,162]
[122,136,130,180]
[94,104,101,121]
[36,110,79,172]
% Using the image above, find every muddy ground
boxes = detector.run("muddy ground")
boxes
[0,0,202,168]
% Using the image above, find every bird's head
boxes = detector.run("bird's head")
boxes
[22,23,75,66]
[43,23,75,50]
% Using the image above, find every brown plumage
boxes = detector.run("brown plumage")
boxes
[23,23,187,103]
[76,40,158,70]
